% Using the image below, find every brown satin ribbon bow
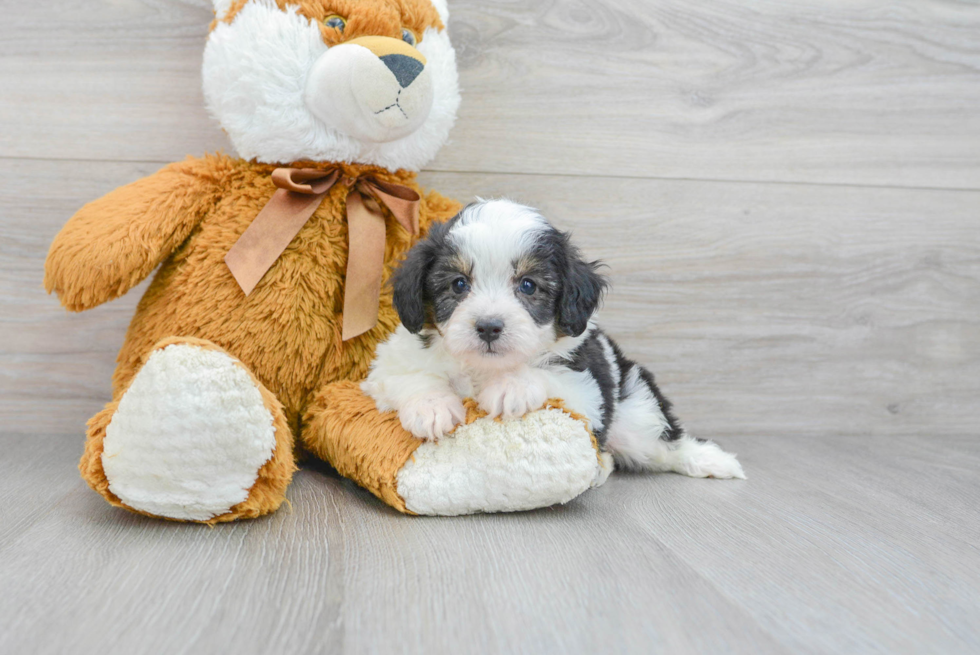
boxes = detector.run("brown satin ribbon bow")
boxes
[224,167,420,341]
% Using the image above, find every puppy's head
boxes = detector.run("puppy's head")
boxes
[393,200,607,370]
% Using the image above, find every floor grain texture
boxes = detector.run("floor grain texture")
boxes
[2,0,979,653]
[1,435,978,655]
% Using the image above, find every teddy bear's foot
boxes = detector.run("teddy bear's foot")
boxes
[396,408,606,515]
[80,337,296,523]
[303,382,609,516]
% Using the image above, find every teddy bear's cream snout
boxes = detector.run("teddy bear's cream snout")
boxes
[305,35,434,144]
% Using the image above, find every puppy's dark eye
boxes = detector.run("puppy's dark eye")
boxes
[452,277,469,294]
[324,15,346,32]
[401,28,418,46]
[519,278,537,295]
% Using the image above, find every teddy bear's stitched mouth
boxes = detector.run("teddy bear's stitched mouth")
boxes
[374,88,410,120]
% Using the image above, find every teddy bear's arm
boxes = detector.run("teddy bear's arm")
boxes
[44,157,226,312]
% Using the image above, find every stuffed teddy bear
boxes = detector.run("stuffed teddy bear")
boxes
[44,0,608,522]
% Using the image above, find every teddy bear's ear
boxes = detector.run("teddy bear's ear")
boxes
[212,0,235,21]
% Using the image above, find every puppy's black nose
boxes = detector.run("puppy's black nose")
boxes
[475,318,504,344]
[380,54,424,88]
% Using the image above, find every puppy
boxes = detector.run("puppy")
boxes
[363,199,745,479]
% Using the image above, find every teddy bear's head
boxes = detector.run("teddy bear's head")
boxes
[204,0,459,171]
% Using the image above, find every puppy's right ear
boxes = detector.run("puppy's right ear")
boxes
[392,234,438,334]
[555,235,608,338]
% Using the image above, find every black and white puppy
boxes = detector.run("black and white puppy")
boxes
[363,199,745,479]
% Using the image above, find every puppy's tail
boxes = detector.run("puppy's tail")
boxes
[603,385,746,479]
[607,431,746,480]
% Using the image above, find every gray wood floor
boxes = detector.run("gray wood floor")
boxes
[2,1,979,653]
[2,433,979,654]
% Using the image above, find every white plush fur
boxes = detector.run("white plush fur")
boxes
[202,0,460,170]
[396,407,603,516]
[211,0,234,20]
[102,344,278,521]
[429,0,450,23]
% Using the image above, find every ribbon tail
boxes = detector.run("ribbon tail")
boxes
[342,191,388,341]
[361,179,421,236]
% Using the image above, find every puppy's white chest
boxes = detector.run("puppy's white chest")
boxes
[449,373,475,399]
[449,369,503,399]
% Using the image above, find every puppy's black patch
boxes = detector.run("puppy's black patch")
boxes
[564,330,618,442]
[534,227,607,338]
[392,207,483,336]
[604,335,684,442]
[513,253,560,327]
[393,216,460,334]
[562,329,684,445]
[426,250,470,326]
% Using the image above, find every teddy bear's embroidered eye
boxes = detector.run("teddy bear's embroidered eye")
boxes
[401,28,418,46]
[324,15,346,32]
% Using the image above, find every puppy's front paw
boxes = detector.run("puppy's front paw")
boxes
[477,370,547,419]
[399,394,467,441]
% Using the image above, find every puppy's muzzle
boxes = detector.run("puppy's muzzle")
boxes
[304,35,434,144]
[475,317,505,344]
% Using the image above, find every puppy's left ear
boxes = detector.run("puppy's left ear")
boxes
[556,236,607,337]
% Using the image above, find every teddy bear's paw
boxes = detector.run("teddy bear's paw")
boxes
[102,342,278,521]
[396,407,602,516]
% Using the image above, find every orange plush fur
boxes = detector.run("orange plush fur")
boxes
[216,0,443,43]
[46,154,460,523]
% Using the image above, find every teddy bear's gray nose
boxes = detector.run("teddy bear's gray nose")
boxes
[380,54,424,88]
